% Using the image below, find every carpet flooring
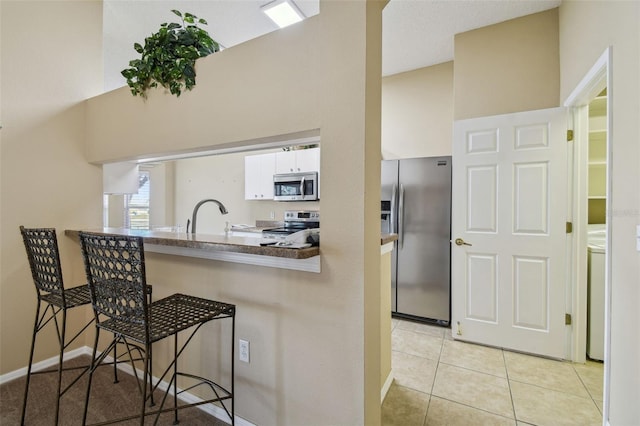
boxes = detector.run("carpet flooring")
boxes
[0,355,231,425]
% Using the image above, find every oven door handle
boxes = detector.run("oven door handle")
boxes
[300,177,306,197]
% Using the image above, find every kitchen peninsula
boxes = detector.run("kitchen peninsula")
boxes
[65,228,321,272]
[65,229,397,274]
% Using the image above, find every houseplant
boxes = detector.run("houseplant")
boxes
[121,10,219,99]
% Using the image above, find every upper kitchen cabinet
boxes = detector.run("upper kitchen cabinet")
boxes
[275,147,320,174]
[245,153,276,200]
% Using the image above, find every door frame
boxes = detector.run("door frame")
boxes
[563,47,612,422]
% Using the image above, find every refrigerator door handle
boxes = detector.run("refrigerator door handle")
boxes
[399,184,405,249]
[390,184,398,234]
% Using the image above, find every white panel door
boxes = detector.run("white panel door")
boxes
[451,107,568,359]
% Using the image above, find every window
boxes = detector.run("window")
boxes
[124,171,150,229]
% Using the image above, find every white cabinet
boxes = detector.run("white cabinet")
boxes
[244,153,275,200]
[275,147,320,174]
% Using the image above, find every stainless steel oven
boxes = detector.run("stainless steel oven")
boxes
[273,172,318,201]
[261,210,320,246]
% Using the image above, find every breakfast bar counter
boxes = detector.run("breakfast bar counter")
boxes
[65,228,321,273]
[65,228,319,258]
[65,229,397,274]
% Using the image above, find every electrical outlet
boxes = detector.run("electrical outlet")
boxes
[270,211,275,219]
[239,339,250,363]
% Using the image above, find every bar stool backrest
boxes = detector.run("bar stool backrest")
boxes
[20,227,66,302]
[79,232,149,329]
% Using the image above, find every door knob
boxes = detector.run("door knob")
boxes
[454,238,472,246]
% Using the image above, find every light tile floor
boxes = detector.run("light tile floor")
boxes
[382,318,604,426]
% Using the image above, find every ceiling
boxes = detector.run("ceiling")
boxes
[382,0,561,75]
[104,0,561,90]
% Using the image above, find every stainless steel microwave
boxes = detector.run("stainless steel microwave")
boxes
[273,172,318,201]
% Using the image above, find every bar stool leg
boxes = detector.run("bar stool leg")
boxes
[148,343,155,407]
[173,333,179,425]
[140,347,150,426]
[53,310,67,425]
[147,288,154,408]
[20,300,41,425]
[112,338,119,383]
[82,328,101,426]
[231,314,235,426]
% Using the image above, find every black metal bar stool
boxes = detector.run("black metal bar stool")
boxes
[19,226,95,425]
[19,227,153,425]
[79,232,235,426]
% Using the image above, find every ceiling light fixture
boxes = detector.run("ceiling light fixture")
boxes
[261,0,304,29]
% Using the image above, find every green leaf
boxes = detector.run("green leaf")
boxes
[121,8,220,99]
[183,63,196,78]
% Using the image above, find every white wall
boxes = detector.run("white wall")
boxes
[147,161,175,228]
[174,153,251,234]
[172,150,320,235]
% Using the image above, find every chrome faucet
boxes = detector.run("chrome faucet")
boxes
[189,199,228,234]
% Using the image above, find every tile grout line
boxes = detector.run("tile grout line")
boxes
[507,373,601,400]
[502,348,519,424]
[436,359,512,380]
[422,330,445,426]
[426,394,520,423]
[571,362,604,416]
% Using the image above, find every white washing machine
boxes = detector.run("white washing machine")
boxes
[587,225,606,361]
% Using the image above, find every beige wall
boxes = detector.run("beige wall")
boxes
[70,1,384,424]
[9,0,637,423]
[84,15,321,164]
[559,2,640,424]
[454,8,560,120]
[382,61,453,158]
[0,1,104,373]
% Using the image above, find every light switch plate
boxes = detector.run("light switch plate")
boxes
[239,339,250,363]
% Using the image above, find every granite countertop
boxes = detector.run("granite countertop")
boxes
[381,233,398,245]
[65,229,398,261]
[65,228,319,260]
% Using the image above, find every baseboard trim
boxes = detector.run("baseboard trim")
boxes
[0,346,90,384]
[381,369,394,403]
[1,346,254,426]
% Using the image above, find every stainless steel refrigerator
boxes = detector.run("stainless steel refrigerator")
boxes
[381,156,451,325]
